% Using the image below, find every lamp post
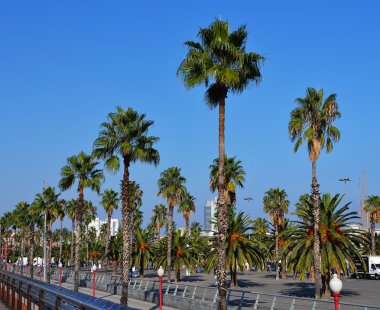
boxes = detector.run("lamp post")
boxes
[58,262,63,287]
[91,264,97,297]
[329,273,342,310]
[157,266,164,310]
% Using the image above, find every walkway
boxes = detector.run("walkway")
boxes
[50,279,177,310]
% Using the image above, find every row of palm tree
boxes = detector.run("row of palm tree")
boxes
[2,17,379,309]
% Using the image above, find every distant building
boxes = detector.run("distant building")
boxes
[88,218,119,237]
[204,198,217,232]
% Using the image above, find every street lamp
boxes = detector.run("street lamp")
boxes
[91,264,97,297]
[157,266,164,310]
[329,273,342,310]
[58,262,63,287]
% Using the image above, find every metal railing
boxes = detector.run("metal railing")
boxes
[9,267,380,310]
[0,270,130,310]
[226,289,380,310]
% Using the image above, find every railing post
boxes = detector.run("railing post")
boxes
[55,296,61,309]
[27,285,31,310]
[191,286,196,299]
[212,289,218,303]
[38,289,44,308]
[12,278,16,310]
[173,284,178,296]
[239,291,245,308]
[18,281,22,310]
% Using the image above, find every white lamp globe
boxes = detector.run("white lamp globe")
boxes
[91,264,97,272]
[329,274,343,293]
[157,266,164,277]
[58,262,63,268]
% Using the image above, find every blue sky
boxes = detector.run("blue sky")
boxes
[1,1,379,230]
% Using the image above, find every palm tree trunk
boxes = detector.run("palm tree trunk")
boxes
[20,235,25,275]
[112,260,117,275]
[105,214,111,273]
[70,219,75,269]
[175,264,180,282]
[321,273,331,298]
[216,98,228,310]
[29,226,35,279]
[233,266,237,287]
[74,190,84,292]
[311,160,321,299]
[371,218,376,255]
[121,156,132,305]
[46,221,52,284]
[59,220,63,262]
[140,253,144,278]
[167,204,174,282]
[281,255,286,280]
[275,223,279,280]
[157,224,161,239]
[185,216,190,235]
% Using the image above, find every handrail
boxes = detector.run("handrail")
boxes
[0,270,130,310]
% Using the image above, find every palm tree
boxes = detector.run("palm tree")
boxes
[209,155,246,207]
[263,188,289,280]
[57,199,66,262]
[33,187,60,284]
[205,212,265,287]
[59,151,104,292]
[130,181,143,232]
[108,235,122,275]
[157,167,187,282]
[66,199,76,268]
[82,200,98,267]
[178,192,196,234]
[151,204,167,239]
[364,195,380,255]
[25,204,42,278]
[100,189,119,271]
[93,106,159,305]
[291,193,366,297]
[154,229,195,282]
[190,221,202,239]
[177,20,264,309]
[89,241,104,265]
[133,229,153,278]
[13,202,30,275]
[288,87,341,298]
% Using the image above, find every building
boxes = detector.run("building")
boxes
[204,198,217,232]
[88,218,119,237]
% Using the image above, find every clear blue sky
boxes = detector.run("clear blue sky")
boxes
[1,1,379,230]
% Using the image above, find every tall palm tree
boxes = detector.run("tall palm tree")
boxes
[33,187,60,284]
[93,106,159,305]
[133,228,153,278]
[157,167,187,282]
[263,188,289,280]
[364,195,380,255]
[178,192,196,234]
[59,151,104,292]
[57,199,66,262]
[66,199,77,268]
[209,155,246,207]
[82,200,98,267]
[151,204,167,239]
[25,203,42,278]
[291,193,366,297]
[288,87,341,298]
[13,202,30,275]
[130,181,143,232]
[178,20,264,309]
[100,189,119,271]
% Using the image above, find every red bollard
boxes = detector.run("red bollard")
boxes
[39,265,42,281]
[91,264,97,297]
[59,267,62,287]
[332,292,340,310]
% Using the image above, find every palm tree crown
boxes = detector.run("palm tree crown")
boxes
[93,106,160,171]
[364,195,380,255]
[177,19,264,106]
[178,192,196,234]
[288,87,341,161]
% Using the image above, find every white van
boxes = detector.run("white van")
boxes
[352,256,380,279]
